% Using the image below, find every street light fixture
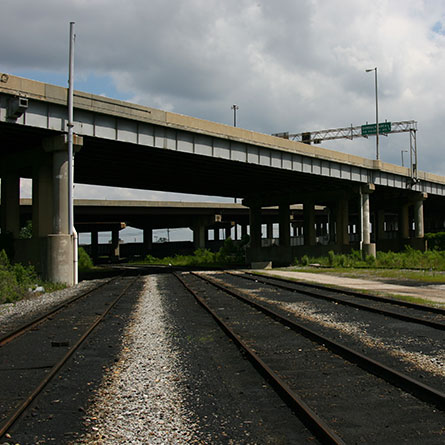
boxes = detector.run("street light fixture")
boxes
[365,67,379,160]
[231,104,239,127]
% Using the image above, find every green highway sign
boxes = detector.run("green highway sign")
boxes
[361,122,391,136]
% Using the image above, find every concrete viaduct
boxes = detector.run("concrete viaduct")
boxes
[10,199,329,262]
[2,74,445,284]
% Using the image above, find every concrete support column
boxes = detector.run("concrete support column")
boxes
[336,198,349,246]
[279,201,291,247]
[32,157,53,238]
[0,172,20,238]
[303,201,316,246]
[249,204,262,249]
[376,209,385,242]
[143,227,153,252]
[52,149,69,234]
[327,209,335,244]
[111,229,120,261]
[241,224,248,239]
[38,135,82,285]
[91,230,99,262]
[361,184,376,257]
[362,192,371,245]
[266,223,274,240]
[399,204,410,240]
[414,194,427,238]
[42,135,77,284]
[214,227,220,241]
[193,224,206,249]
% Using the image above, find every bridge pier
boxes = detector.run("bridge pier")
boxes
[111,228,120,262]
[279,201,291,247]
[37,135,83,283]
[143,227,153,253]
[193,222,207,250]
[3,135,83,285]
[249,203,262,249]
[376,209,385,244]
[361,184,376,258]
[399,202,410,241]
[0,171,20,241]
[91,230,99,262]
[335,197,349,247]
[303,201,316,246]
[411,192,427,250]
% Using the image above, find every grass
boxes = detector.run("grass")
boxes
[284,266,445,284]
[0,249,66,304]
[136,238,248,268]
[295,247,445,275]
[0,247,96,305]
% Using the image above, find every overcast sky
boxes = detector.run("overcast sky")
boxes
[3,0,445,203]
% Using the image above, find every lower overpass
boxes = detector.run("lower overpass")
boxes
[9,199,329,263]
[4,198,443,266]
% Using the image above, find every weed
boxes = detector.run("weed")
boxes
[141,238,246,267]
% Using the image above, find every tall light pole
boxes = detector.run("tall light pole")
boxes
[68,22,78,284]
[231,104,239,127]
[231,104,239,204]
[365,67,379,160]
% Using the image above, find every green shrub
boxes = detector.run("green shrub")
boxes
[295,245,445,271]
[143,238,246,267]
[328,250,335,266]
[425,232,445,251]
[300,255,310,266]
[0,249,39,304]
[78,247,94,272]
[0,267,19,303]
[19,220,33,239]
[12,262,37,286]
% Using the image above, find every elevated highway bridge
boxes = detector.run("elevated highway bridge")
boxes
[1,74,445,283]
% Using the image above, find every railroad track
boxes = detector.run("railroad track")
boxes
[0,275,140,440]
[231,271,445,331]
[175,271,445,444]
[0,276,120,347]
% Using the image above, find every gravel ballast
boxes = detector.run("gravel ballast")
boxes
[0,278,107,337]
[78,273,312,444]
[78,275,200,444]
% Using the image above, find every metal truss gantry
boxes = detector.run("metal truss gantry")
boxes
[273,120,418,179]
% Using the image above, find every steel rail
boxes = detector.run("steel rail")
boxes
[0,276,120,348]
[174,272,345,445]
[0,276,139,439]
[230,272,445,331]
[194,272,445,411]
[243,271,445,315]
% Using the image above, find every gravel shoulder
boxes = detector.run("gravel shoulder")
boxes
[0,278,109,336]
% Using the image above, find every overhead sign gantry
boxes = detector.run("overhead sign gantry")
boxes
[273,120,418,179]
